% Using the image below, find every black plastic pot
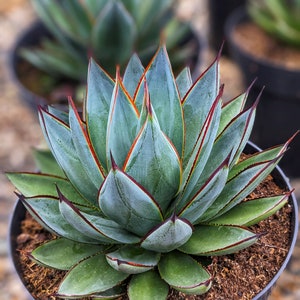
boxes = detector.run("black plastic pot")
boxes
[225,7,300,177]
[9,21,50,111]
[208,0,246,54]
[9,199,33,300]
[9,142,298,300]
[9,21,82,113]
[9,20,204,113]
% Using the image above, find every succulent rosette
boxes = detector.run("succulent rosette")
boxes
[248,0,300,48]
[21,0,196,80]
[8,44,291,299]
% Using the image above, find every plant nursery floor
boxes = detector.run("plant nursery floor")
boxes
[0,1,299,299]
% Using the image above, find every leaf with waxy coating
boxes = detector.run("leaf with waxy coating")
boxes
[208,193,289,226]
[7,173,87,205]
[39,107,99,205]
[106,73,139,168]
[177,155,229,224]
[85,58,114,170]
[141,215,193,252]
[99,157,163,236]
[47,106,69,124]
[124,102,181,213]
[176,67,192,99]
[128,270,169,300]
[138,45,184,155]
[31,238,105,270]
[90,284,126,299]
[59,190,140,244]
[158,251,212,295]
[32,148,65,177]
[179,225,260,256]
[217,91,248,136]
[200,103,256,186]
[182,56,220,166]
[106,245,160,274]
[68,97,105,188]
[178,88,222,204]
[200,143,288,221]
[123,53,145,99]
[57,253,129,297]
[20,194,98,243]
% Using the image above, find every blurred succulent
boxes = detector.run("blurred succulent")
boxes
[20,0,197,82]
[8,44,292,299]
[247,0,300,47]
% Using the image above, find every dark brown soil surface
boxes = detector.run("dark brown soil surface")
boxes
[233,21,300,70]
[15,174,293,300]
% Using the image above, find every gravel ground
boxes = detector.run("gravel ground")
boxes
[0,1,299,299]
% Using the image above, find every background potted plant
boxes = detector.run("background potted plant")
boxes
[8,44,298,299]
[225,0,300,177]
[10,0,202,110]
[207,0,246,54]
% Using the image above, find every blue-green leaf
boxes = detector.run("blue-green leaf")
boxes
[198,102,257,188]
[217,91,248,136]
[182,56,220,166]
[141,215,193,252]
[124,100,181,213]
[178,89,222,204]
[106,245,160,274]
[39,107,98,205]
[32,148,65,177]
[99,157,163,236]
[20,194,98,243]
[30,238,104,270]
[57,253,129,297]
[128,270,169,300]
[69,97,106,188]
[179,225,260,256]
[85,58,115,171]
[7,173,91,209]
[176,67,192,99]
[106,73,139,168]
[208,193,289,226]
[201,143,288,221]
[139,44,184,155]
[158,251,212,295]
[90,284,126,299]
[59,190,140,244]
[177,154,230,224]
[123,53,145,98]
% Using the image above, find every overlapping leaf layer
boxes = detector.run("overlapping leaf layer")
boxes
[8,45,291,299]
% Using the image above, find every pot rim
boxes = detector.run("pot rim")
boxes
[247,141,299,299]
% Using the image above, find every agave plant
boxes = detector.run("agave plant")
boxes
[248,0,300,47]
[8,44,292,299]
[20,0,196,81]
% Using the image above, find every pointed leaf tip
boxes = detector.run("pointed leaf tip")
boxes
[286,131,300,147]
[67,95,78,112]
[143,78,152,117]
[217,41,225,61]
[110,152,118,171]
